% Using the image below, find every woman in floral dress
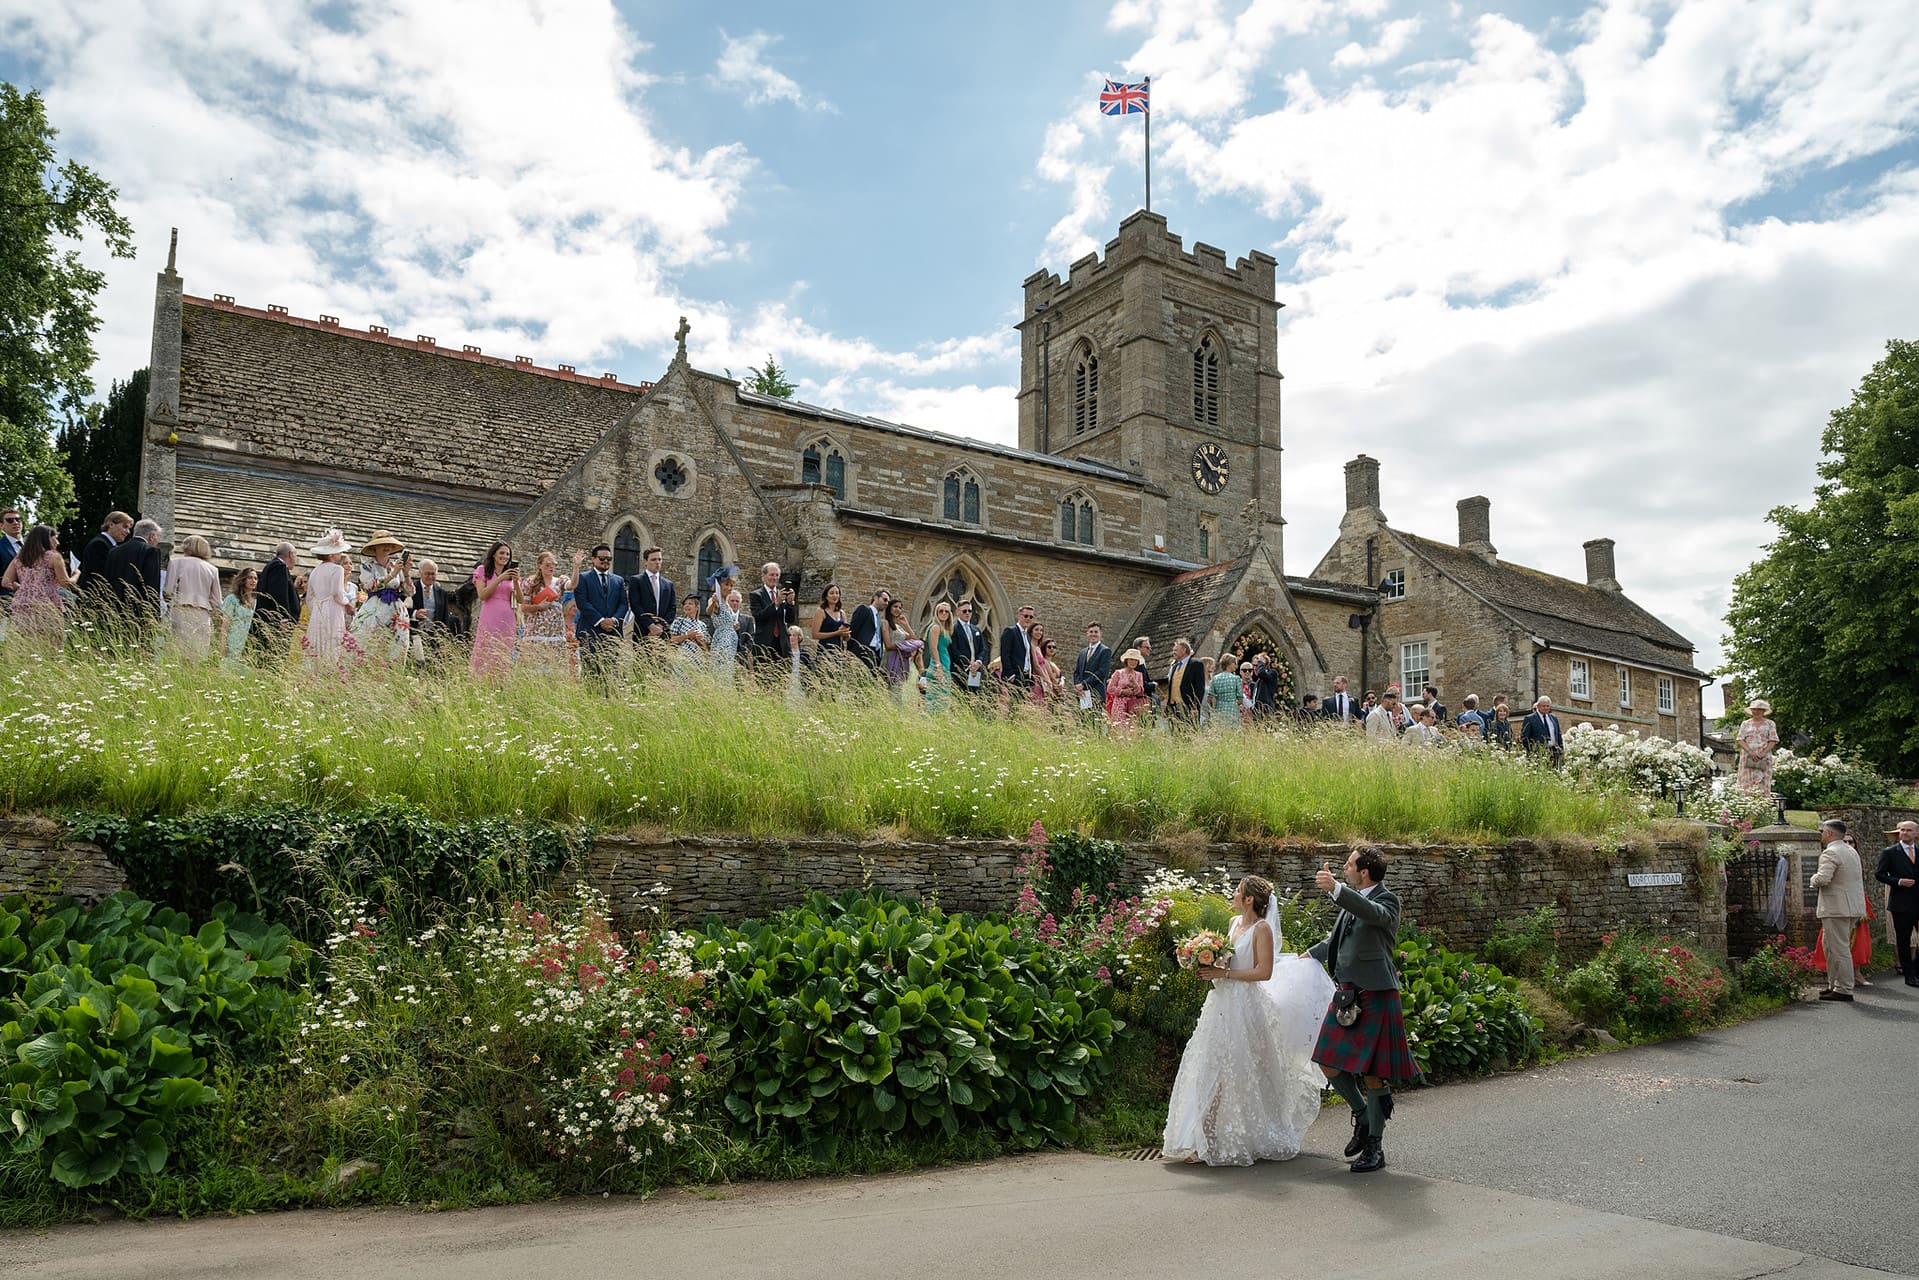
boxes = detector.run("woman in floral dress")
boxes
[349,532,413,664]
[301,530,358,668]
[1209,652,1246,731]
[1105,648,1149,735]
[709,588,744,676]
[667,595,709,670]
[1735,699,1780,795]
[0,524,74,650]
[469,541,518,676]
[516,551,568,672]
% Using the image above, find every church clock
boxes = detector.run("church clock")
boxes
[1191,442,1229,494]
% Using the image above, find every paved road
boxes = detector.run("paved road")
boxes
[5,984,1912,1279]
[1362,980,1917,1274]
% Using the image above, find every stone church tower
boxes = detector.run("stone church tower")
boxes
[1016,211,1284,566]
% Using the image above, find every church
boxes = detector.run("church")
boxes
[134,210,1707,743]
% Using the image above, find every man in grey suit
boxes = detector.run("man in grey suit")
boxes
[1810,819,1867,1002]
[1309,846,1419,1172]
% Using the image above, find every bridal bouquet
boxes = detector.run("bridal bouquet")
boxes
[1175,928,1233,972]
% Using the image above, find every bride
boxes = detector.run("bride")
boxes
[1161,875,1335,1165]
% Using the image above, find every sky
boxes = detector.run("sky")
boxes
[5,0,1918,716]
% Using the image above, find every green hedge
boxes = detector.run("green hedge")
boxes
[65,801,588,935]
[694,891,1118,1155]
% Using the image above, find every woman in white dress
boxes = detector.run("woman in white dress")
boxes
[1162,875,1335,1166]
[165,535,223,662]
[349,531,413,664]
[300,530,357,668]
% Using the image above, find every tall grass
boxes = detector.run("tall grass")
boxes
[0,649,1639,842]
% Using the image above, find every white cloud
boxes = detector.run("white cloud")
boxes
[713,29,834,112]
[1331,17,1421,68]
[808,377,1020,446]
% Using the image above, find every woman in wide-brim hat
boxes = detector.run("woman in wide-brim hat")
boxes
[301,529,360,668]
[349,529,413,665]
[1735,697,1779,796]
[1106,648,1150,735]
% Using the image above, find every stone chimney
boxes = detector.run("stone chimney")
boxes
[1344,454,1381,514]
[1583,537,1620,592]
[1456,496,1496,562]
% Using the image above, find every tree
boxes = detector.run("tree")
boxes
[57,367,145,548]
[1,83,135,523]
[1723,339,1919,775]
[744,354,796,398]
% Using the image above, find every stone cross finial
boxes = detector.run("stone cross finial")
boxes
[675,315,690,362]
[166,227,178,274]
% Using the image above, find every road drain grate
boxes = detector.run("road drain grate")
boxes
[1124,1147,1163,1161]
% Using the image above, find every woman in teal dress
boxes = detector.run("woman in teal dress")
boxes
[221,568,259,672]
[921,600,955,712]
[1208,650,1246,731]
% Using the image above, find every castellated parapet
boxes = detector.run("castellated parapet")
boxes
[1022,210,1279,311]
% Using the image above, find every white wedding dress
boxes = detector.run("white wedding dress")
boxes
[1161,903,1335,1166]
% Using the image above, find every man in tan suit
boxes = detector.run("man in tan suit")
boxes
[1810,819,1868,1002]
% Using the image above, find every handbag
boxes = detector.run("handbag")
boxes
[1332,983,1361,1027]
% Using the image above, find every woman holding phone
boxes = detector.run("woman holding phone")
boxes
[470,540,518,676]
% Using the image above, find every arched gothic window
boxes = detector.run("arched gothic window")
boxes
[801,439,847,499]
[1071,342,1099,435]
[1058,490,1095,546]
[942,467,982,525]
[612,522,644,578]
[696,535,725,591]
[1192,333,1221,426]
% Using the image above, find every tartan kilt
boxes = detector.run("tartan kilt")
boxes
[1312,987,1421,1082]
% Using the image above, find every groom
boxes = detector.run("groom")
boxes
[1309,847,1419,1173]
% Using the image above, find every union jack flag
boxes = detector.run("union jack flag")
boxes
[1099,79,1149,116]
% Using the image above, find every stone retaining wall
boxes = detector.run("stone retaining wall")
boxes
[1,817,1722,959]
[1818,805,1919,843]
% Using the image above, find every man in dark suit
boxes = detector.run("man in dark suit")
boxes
[0,507,23,612]
[625,545,675,639]
[76,511,132,603]
[1071,622,1112,712]
[998,604,1035,689]
[1423,684,1449,726]
[848,589,889,673]
[1875,819,1919,987]
[408,557,455,662]
[1309,847,1416,1173]
[1519,696,1564,764]
[1164,638,1206,726]
[949,598,987,692]
[1322,674,1360,726]
[572,544,628,683]
[248,542,301,662]
[748,561,796,665]
[1250,653,1282,718]
[106,517,165,643]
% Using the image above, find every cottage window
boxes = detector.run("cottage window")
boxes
[612,523,644,578]
[1657,675,1676,715]
[1192,334,1221,426]
[1617,665,1632,708]
[1382,568,1406,601]
[801,440,846,499]
[1569,659,1591,700]
[943,469,981,525]
[1399,641,1429,695]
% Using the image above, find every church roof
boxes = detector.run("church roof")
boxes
[1391,530,1705,678]
[177,297,648,496]
[1125,555,1252,651]
[174,457,513,574]
[735,390,1147,485]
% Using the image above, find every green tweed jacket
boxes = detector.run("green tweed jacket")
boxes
[1306,882,1402,992]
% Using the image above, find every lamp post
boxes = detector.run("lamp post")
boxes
[1672,778,1687,818]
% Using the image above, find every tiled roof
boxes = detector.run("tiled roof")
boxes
[177,298,647,493]
[173,457,519,575]
[735,390,1147,484]
[1125,556,1251,652]
[1393,531,1705,677]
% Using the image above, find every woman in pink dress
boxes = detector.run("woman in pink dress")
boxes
[1105,648,1150,735]
[1,524,75,649]
[166,534,223,662]
[469,540,519,676]
[299,530,357,668]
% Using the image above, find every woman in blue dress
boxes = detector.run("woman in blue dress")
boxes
[921,599,954,712]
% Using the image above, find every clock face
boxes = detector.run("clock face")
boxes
[1191,442,1229,494]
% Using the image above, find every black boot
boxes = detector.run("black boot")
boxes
[1349,1136,1386,1173]
[1343,1111,1367,1158]
[1379,1090,1395,1122]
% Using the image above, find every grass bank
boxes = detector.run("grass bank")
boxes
[0,652,1640,843]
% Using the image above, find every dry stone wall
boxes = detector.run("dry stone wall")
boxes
[0,817,1718,958]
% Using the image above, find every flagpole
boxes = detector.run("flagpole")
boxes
[1143,76,1152,213]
